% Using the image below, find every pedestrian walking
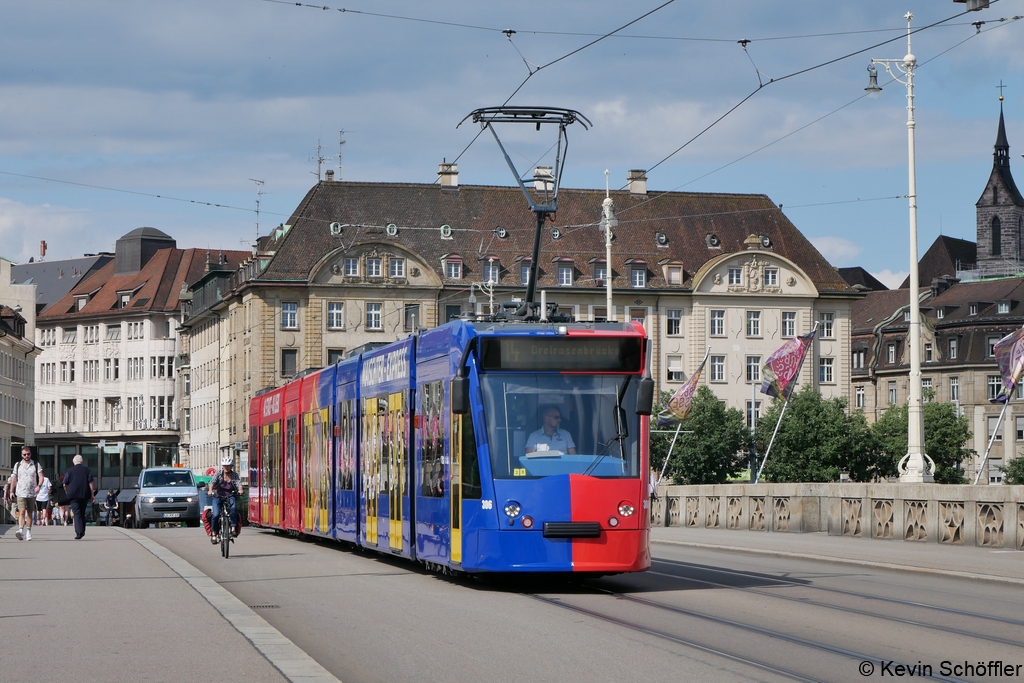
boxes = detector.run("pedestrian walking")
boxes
[3,477,16,525]
[10,447,44,541]
[51,474,69,525]
[35,472,52,526]
[62,455,96,539]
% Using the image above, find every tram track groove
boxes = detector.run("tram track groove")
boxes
[652,558,1024,628]
[525,593,821,683]
[641,569,1024,649]
[528,589,969,683]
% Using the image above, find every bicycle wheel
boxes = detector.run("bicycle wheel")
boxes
[220,512,230,559]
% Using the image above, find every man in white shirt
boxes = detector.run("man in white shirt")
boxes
[525,407,577,455]
[11,447,44,540]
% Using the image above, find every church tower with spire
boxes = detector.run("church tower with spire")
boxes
[976,97,1024,275]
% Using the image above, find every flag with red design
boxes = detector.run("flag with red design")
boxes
[656,353,708,427]
[761,329,816,400]
[992,327,1024,404]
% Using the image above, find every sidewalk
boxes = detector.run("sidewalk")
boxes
[0,523,289,683]
[651,525,1024,585]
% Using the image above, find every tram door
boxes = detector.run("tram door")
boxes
[262,421,281,525]
[388,391,407,553]
[284,414,299,530]
[363,397,380,546]
[450,408,463,565]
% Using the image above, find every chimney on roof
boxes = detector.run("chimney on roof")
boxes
[438,161,458,189]
[628,169,647,195]
[930,276,958,298]
[324,169,334,181]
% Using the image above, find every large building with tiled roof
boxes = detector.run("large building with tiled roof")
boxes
[188,167,860,445]
[32,228,223,489]
[849,105,1024,483]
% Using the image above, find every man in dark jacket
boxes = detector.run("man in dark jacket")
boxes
[63,455,96,539]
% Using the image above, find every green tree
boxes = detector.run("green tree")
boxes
[653,386,749,484]
[754,385,880,482]
[871,399,972,484]
[1000,455,1024,485]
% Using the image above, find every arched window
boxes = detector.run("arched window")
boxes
[992,215,1001,256]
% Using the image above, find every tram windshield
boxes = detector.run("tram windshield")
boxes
[478,373,640,479]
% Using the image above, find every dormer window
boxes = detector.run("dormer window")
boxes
[970,303,978,316]
[520,260,531,285]
[903,311,910,322]
[442,254,462,280]
[936,308,944,319]
[76,296,88,311]
[667,266,682,285]
[999,302,1011,314]
[119,293,131,309]
[558,265,573,286]
[625,259,647,288]
[591,258,607,285]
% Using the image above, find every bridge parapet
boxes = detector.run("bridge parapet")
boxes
[653,483,1024,550]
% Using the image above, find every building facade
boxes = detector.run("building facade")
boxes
[850,106,1024,483]
[33,228,211,489]
[0,258,39,476]
[182,168,859,449]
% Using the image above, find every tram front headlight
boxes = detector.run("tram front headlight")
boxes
[503,501,521,518]
[618,501,635,517]
[145,497,156,504]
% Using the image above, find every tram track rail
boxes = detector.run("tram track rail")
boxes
[527,587,970,683]
[652,557,1024,629]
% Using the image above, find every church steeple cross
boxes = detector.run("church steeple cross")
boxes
[997,80,1007,101]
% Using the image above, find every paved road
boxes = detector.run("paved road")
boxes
[5,523,1024,683]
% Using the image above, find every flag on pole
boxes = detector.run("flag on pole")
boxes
[657,349,709,427]
[991,327,1024,404]
[761,328,817,400]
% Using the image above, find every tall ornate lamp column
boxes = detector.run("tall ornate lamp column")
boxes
[865,12,935,482]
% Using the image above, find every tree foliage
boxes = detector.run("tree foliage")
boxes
[1001,456,1024,485]
[652,386,749,485]
[871,400,972,484]
[753,386,879,482]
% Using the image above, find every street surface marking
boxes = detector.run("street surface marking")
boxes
[120,527,343,683]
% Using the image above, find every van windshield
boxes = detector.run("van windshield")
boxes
[141,471,195,488]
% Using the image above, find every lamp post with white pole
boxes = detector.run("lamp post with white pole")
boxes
[601,169,618,322]
[865,12,935,482]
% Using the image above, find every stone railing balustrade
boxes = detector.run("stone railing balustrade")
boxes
[651,483,1024,550]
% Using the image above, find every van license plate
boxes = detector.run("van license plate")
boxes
[162,513,180,518]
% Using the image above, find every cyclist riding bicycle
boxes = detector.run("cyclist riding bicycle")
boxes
[104,488,119,525]
[207,455,241,544]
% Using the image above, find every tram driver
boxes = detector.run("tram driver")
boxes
[525,406,577,455]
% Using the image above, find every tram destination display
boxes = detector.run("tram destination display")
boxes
[480,336,642,372]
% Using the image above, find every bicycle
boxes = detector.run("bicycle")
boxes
[212,496,237,558]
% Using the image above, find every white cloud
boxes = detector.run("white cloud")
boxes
[0,198,92,263]
[809,235,862,265]
[870,269,909,289]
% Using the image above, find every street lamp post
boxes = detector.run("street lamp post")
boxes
[601,169,618,322]
[866,12,935,482]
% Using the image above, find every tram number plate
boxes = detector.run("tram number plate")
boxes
[162,513,180,518]
[514,468,527,477]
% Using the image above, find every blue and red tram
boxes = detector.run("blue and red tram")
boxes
[247,319,653,574]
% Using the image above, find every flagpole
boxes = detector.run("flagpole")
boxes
[657,423,683,486]
[974,400,1009,485]
[754,399,788,484]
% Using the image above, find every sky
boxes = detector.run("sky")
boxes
[2,1,1023,288]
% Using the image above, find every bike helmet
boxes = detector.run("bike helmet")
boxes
[221,454,234,466]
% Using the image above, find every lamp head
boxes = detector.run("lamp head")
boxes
[865,64,882,97]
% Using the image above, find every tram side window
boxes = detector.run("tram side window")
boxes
[376,397,390,492]
[250,426,258,485]
[420,381,444,498]
[462,410,481,499]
